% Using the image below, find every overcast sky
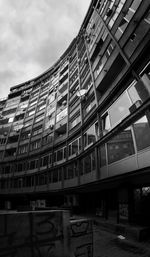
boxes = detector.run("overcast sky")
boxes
[0,0,91,98]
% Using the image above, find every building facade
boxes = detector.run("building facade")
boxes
[0,0,150,225]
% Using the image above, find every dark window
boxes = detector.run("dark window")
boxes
[133,114,150,151]
[107,127,135,164]
[99,144,107,167]
[57,149,63,161]
[43,155,49,166]
[79,159,83,175]
[53,170,58,182]
[91,151,96,170]
[18,163,23,172]
[72,139,78,154]
[84,155,91,174]
[68,164,74,179]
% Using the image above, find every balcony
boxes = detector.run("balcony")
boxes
[95,50,126,94]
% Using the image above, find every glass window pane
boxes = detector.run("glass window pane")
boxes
[72,140,78,154]
[57,149,63,161]
[91,151,96,170]
[128,80,149,104]
[99,144,107,167]
[68,164,74,179]
[102,113,111,135]
[84,155,91,173]
[79,159,83,175]
[133,115,150,151]
[84,123,97,148]
[109,92,131,127]
[107,127,135,164]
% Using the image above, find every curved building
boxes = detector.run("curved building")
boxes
[0,0,150,225]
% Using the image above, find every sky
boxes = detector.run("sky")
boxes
[0,0,91,98]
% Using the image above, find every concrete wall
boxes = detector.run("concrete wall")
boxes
[0,210,70,257]
[0,210,93,257]
[70,218,93,257]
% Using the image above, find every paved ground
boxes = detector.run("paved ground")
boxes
[93,226,150,257]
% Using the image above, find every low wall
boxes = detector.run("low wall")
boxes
[0,211,93,257]
[0,210,70,257]
[70,218,93,257]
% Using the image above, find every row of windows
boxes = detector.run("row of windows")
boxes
[1,109,150,187]
[101,77,149,134]
[0,150,96,189]
[1,70,149,159]
[100,113,150,166]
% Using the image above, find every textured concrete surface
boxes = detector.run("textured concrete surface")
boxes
[93,226,150,257]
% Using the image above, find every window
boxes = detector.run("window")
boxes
[109,92,131,127]
[0,137,7,145]
[70,115,81,129]
[94,42,115,78]
[18,144,28,154]
[108,0,126,29]
[48,92,55,104]
[101,79,150,135]
[30,100,37,106]
[67,164,74,179]
[68,137,81,157]
[57,149,63,161]
[20,132,31,140]
[42,133,53,145]
[44,117,55,130]
[115,0,142,40]
[101,112,111,135]
[107,127,135,164]
[17,163,23,172]
[144,9,150,24]
[37,104,46,111]
[30,160,38,170]
[54,147,66,163]
[99,144,107,167]
[84,99,96,115]
[28,110,35,117]
[133,114,150,151]
[128,79,149,106]
[30,140,41,151]
[56,108,67,122]
[35,114,43,123]
[84,152,95,174]
[84,123,97,148]
[40,155,49,167]
[32,126,42,136]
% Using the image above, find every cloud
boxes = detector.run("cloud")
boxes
[0,0,91,98]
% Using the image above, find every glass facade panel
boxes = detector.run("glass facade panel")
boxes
[133,114,150,151]
[107,127,135,164]
[128,80,149,104]
[91,151,96,170]
[99,144,107,167]
[72,140,78,155]
[84,155,91,173]
[109,92,131,127]
[84,123,97,148]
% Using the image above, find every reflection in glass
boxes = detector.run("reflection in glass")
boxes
[84,155,91,173]
[128,80,149,105]
[79,159,83,175]
[91,151,96,170]
[107,127,135,164]
[99,144,107,167]
[133,115,150,151]
[109,92,131,127]
[72,140,78,154]
[101,113,111,135]
[84,123,97,148]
